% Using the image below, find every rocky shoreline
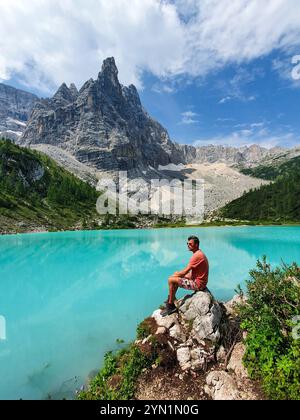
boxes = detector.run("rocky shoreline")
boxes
[133,290,264,400]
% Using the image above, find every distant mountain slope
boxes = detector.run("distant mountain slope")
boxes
[221,156,300,221]
[0,83,38,141]
[240,155,300,180]
[0,138,101,234]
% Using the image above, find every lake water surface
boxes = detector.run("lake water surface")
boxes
[0,226,299,399]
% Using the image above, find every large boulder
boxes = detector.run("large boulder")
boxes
[179,290,223,344]
[224,294,247,316]
[149,290,224,372]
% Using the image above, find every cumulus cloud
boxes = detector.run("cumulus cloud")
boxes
[1,0,300,94]
[183,0,300,77]
[180,110,199,124]
[219,96,231,104]
[192,122,299,149]
[0,0,185,93]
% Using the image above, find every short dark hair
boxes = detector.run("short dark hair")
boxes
[188,236,200,247]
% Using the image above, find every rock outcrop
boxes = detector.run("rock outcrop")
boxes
[191,144,285,168]
[205,371,240,400]
[150,290,223,372]
[134,292,263,400]
[0,83,38,140]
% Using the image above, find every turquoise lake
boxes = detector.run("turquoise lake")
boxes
[0,226,299,400]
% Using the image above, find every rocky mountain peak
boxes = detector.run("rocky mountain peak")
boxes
[19,57,183,171]
[69,83,79,99]
[0,83,38,141]
[121,84,142,111]
[98,56,121,96]
[53,83,74,104]
[100,57,118,79]
[79,78,94,95]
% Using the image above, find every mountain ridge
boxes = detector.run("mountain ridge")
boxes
[0,83,38,141]
[17,57,299,175]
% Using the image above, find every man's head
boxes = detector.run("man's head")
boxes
[187,236,200,252]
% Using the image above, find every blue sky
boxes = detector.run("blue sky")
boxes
[1,0,300,148]
[140,52,300,148]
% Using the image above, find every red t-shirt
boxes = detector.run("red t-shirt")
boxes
[187,250,209,289]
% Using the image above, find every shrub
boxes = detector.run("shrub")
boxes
[238,257,300,400]
[78,345,154,400]
[136,317,157,340]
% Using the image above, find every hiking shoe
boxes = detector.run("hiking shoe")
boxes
[161,303,177,317]
[163,296,177,306]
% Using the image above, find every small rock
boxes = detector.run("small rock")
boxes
[181,362,192,371]
[177,347,191,371]
[178,338,193,348]
[155,327,167,335]
[169,324,186,342]
[224,294,247,316]
[190,348,202,360]
[152,309,177,329]
[227,343,248,379]
[216,345,226,362]
[205,371,240,400]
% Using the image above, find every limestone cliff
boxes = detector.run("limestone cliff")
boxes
[0,83,38,141]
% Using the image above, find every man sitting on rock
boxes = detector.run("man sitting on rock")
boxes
[161,235,209,317]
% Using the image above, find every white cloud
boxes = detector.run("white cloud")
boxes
[193,122,299,148]
[272,56,300,88]
[0,0,185,92]
[180,111,199,124]
[152,83,176,94]
[182,0,300,77]
[1,0,300,94]
[217,118,235,123]
[219,96,232,104]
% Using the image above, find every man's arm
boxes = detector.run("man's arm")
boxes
[173,264,191,277]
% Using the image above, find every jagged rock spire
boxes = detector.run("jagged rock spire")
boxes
[69,83,78,99]
[98,57,120,87]
[53,83,74,103]
[101,57,118,77]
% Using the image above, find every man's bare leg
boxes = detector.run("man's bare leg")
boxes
[168,276,181,305]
